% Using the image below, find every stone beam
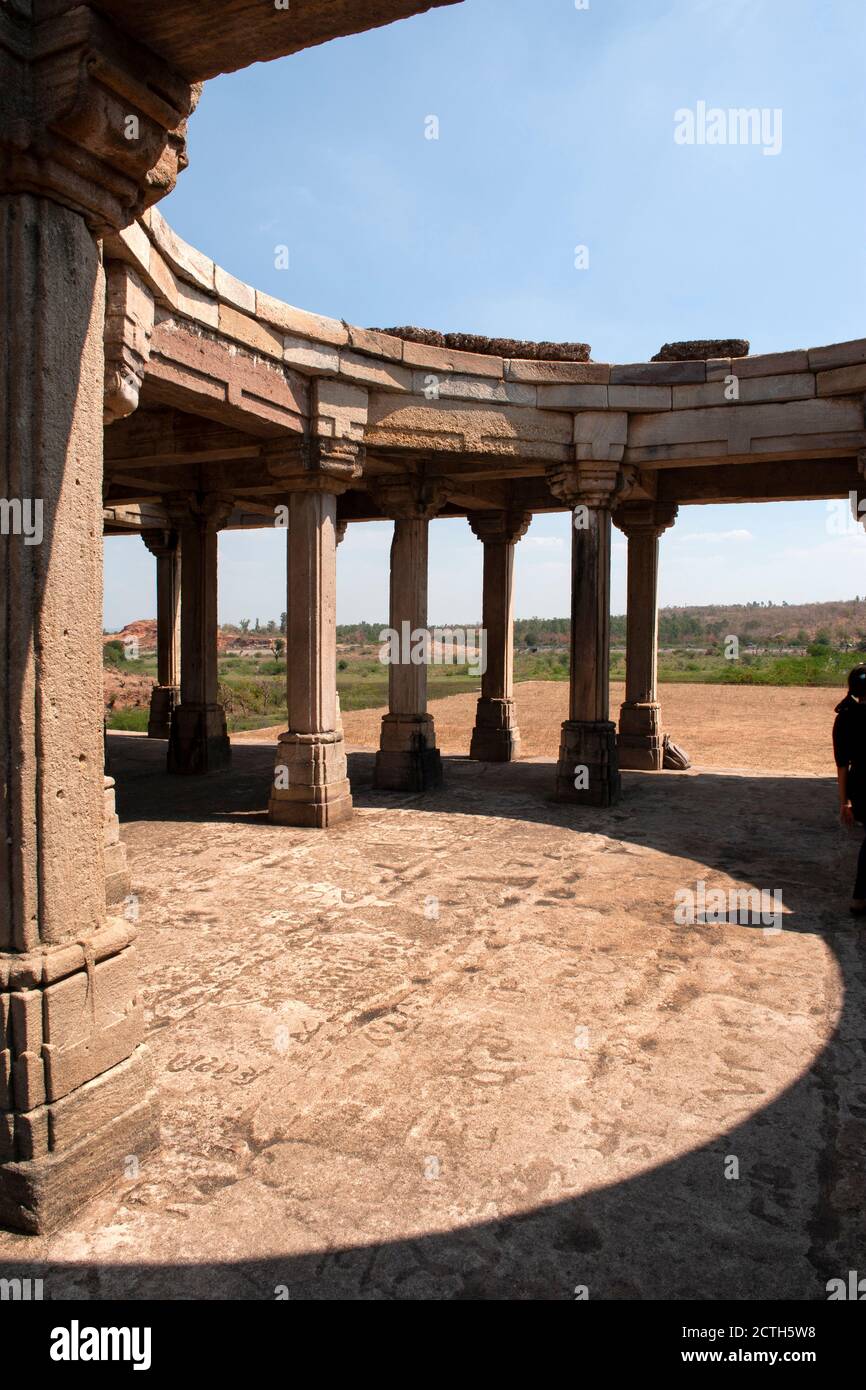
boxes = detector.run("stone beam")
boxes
[74,1,464,83]
[656,457,861,505]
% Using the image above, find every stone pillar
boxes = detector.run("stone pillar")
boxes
[143,529,181,740]
[469,509,531,762]
[548,458,635,806]
[269,444,362,828]
[167,497,232,775]
[0,7,194,1232]
[614,502,678,771]
[372,479,445,792]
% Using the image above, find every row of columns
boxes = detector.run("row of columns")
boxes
[138,475,676,814]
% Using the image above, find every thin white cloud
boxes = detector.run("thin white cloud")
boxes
[676,528,754,544]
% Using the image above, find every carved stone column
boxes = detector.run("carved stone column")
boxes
[547,458,635,806]
[142,528,181,740]
[613,502,678,771]
[0,6,194,1231]
[371,478,445,792]
[469,508,531,762]
[166,496,232,775]
[268,442,362,828]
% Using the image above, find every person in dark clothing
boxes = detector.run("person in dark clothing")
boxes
[833,664,866,913]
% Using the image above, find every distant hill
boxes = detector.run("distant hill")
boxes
[516,600,866,651]
[108,599,866,658]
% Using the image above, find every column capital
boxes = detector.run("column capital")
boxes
[165,492,234,531]
[546,462,637,510]
[369,475,447,521]
[613,501,679,539]
[0,6,197,235]
[265,438,365,494]
[141,526,179,560]
[468,508,532,545]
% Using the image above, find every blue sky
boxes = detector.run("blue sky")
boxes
[104,0,866,628]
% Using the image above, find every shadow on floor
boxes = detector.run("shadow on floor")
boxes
[2,736,863,1299]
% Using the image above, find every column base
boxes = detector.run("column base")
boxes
[104,775,131,907]
[0,1048,159,1235]
[269,731,353,828]
[470,697,521,762]
[147,684,179,740]
[554,719,621,806]
[167,703,231,775]
[374,714,443,791]
[618,701,664,771]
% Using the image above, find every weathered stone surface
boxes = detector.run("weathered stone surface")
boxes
[736,349,809,378]
[0,9,195,234]
[339,350,413,393]
[145,209,215,292]
[653,339,749,361]
[214,265,256,314]
[808,337,866,372]
[256,291,348,347]
[573,411,629,462]
[411,372,536,406]
[378,326,591,361]
[610,361,706,386]
[103,262,155,424]
[283,334,341,375]
[218,304,284,360]
[507,360,611,385]
[672,373,815,410]
[84,1,464,82]
[816,363,866,396]
[608,385,672,412]
[537,383,609,410]
[401,339,504,379]
[366,395,573,458]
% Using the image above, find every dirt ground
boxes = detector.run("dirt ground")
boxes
[239,680,842,777]
[2,681,864,1300]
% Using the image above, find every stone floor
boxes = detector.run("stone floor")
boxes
[1,733,864,1300]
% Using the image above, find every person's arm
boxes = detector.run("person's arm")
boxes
[833,713,854,824]
[838,766,854,825]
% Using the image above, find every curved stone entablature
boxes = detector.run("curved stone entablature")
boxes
[103,207,866,532]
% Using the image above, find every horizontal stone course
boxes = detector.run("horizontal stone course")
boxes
[808,337,866,371]
[672,373,816,409]
[610,361,706,386]
[507,360,611,385]
[816,362,866,396]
